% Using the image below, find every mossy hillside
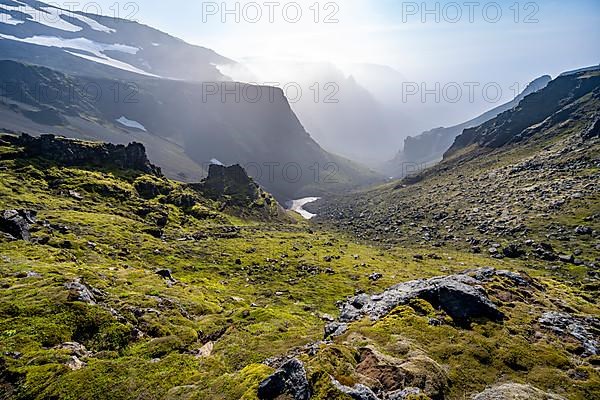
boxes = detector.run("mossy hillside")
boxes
[314,123,600,283]
[0,139,598,399]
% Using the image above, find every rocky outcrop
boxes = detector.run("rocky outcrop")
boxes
[330,347,447,400]
[64,279,105,305]
[324,322,348,339]
[471,383,566,400]
[3,134,161,175]
[188,163,287,221]
[0,210,36,241]
[198,164,262,204]
[539,312,599,357]
[337,269,505,327]
[257,358,311,400]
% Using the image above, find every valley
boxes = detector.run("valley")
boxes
[0,68,599,399]
[0,1,599,399]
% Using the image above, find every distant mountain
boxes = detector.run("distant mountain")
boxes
[383,75,552,176]
[313,68,600,254]
[0,0,234,81]
[0,1,381,201]
[224,61,402,166]
[445,68,600,159]
[0,60,380,201]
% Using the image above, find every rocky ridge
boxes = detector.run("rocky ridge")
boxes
[1,133,161,175]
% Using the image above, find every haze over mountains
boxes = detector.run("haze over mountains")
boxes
[3,0,591,184]
[1,1,600,399]
[383,74,553,177]
[0,0,381,201]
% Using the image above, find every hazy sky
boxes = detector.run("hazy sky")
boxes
[80,0,599,80]
[74,0,599,128]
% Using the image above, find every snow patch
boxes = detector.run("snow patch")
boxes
[116,116,147,131]
[286,197,320,220]
[0,33,157,77]
[210,159,224,166]
[65,10,115,33]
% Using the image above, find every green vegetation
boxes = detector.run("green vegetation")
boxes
[0,136,598,400]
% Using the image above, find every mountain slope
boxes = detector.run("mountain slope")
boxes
[313,69,600,271]
[0,60,381,200]
[384,75,551,176]
[0,0,233,81]
[446,68,600,158]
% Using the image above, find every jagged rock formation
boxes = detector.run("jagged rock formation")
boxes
[257,358,311,400]
[200,164,263,205]
[2,134,161,175]
[186,164,287,220]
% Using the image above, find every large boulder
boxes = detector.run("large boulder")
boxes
[257,358,311,400]
[471,383,566,400]
[338,269,506,326]
[0,209,36,241]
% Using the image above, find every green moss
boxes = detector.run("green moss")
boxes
[0,138,598,400]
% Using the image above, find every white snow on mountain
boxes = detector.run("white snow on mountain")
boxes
[0,1,114,33]
[0,34,138,54]
[0,33,157,76]
[116,116,147,131]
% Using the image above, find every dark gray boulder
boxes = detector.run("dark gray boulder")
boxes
[338,269,506,326]
[502,244,526,258]
[0,210,36,241]
[258,358,311,400]
[156,269,176,282]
